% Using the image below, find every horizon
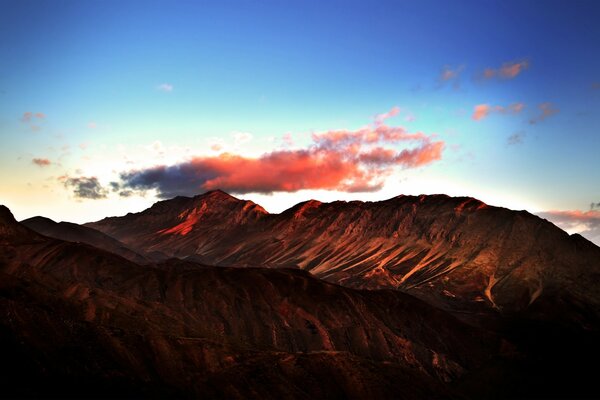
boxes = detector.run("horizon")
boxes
[1,0,599,245]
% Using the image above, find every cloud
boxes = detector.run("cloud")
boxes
[233,131,253,146]
[591,202,600,210]
[437,65,464,89]
[507,131,526,145]
[472,102,525,120]
[374,106,400,125]
[32,158,51,167]
[282,133,294,147]
[60,176,108,200]
[21,112,46,122]
[537,210,600,246]
[481,60,529,80]
[119,112,445,197]
[529,102,559,124]
[88,121,97,129]
[157,83,173,92]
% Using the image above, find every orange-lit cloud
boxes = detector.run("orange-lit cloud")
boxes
[374,106,400,124]
[481,60,529,80]
[529,102,559,124]
[472,102,525,120]
[538,210,600,246]
[32,158,51,167]
[119,109,444,197]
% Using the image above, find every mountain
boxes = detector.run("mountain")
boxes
[21,216,150,264]
[87,191,600,327]
[0,204,501,398]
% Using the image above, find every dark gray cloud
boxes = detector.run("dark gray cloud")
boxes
[507,132,525,145]
[61,176,108,200]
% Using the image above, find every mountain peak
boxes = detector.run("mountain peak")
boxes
[0,205,39,242]
[199,189,236,200]
[0,205,16,225]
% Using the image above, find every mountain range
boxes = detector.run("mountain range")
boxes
[1,191,599,398]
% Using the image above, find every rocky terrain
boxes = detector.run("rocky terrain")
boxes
[2,190,600,398]
[88,190,600,327]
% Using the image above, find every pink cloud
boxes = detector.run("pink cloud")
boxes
[472,102,526,121]
[32,158,51,167]
[472,104,491,121]
[481,60,530,80]
[120,112,445,197]
[374,106,401,124]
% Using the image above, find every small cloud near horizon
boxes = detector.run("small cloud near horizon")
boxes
[59,176,108,200]
[32,158,51,167]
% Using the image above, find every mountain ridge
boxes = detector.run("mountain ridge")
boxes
[86,190,600,327]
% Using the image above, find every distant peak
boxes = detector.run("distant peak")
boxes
[199,189,237,200]
[21,216,57,225]
[0,205,16,224]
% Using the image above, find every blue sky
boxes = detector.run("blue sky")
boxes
[1,0,599,243]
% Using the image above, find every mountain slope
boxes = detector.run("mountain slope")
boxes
[1,204,501,398]
[22,216,150,264]
[87,191,600,325]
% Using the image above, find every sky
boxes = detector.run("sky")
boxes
[1,0,599,245]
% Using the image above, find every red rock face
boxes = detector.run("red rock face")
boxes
[0,204,497,398]
[87,191,600,326]
[2,200,600,398]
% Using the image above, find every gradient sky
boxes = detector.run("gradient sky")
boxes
[1,0,599,244]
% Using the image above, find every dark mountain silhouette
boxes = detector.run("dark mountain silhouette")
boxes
[22,216,149,264]
[87,190,600,328]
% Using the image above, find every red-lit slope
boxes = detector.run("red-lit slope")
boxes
[88,191,600,323]
[1,204,498,398]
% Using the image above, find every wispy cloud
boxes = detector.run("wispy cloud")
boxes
[21,112,46,122]
[437,65,464,89]
[88,121,97,129]
[472,102,525,121]
[591,82,600,90]
[538,210,600,246]
[59,176,108,200]
[507,131,526,145]
[529,102,559,124]
[233,131,253,146]
[20,111,46,131]
[118,109,445,197]
[374,106,400,125]
[32,158,51,167]
[157,83,173,92]
[481,60,529,80]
